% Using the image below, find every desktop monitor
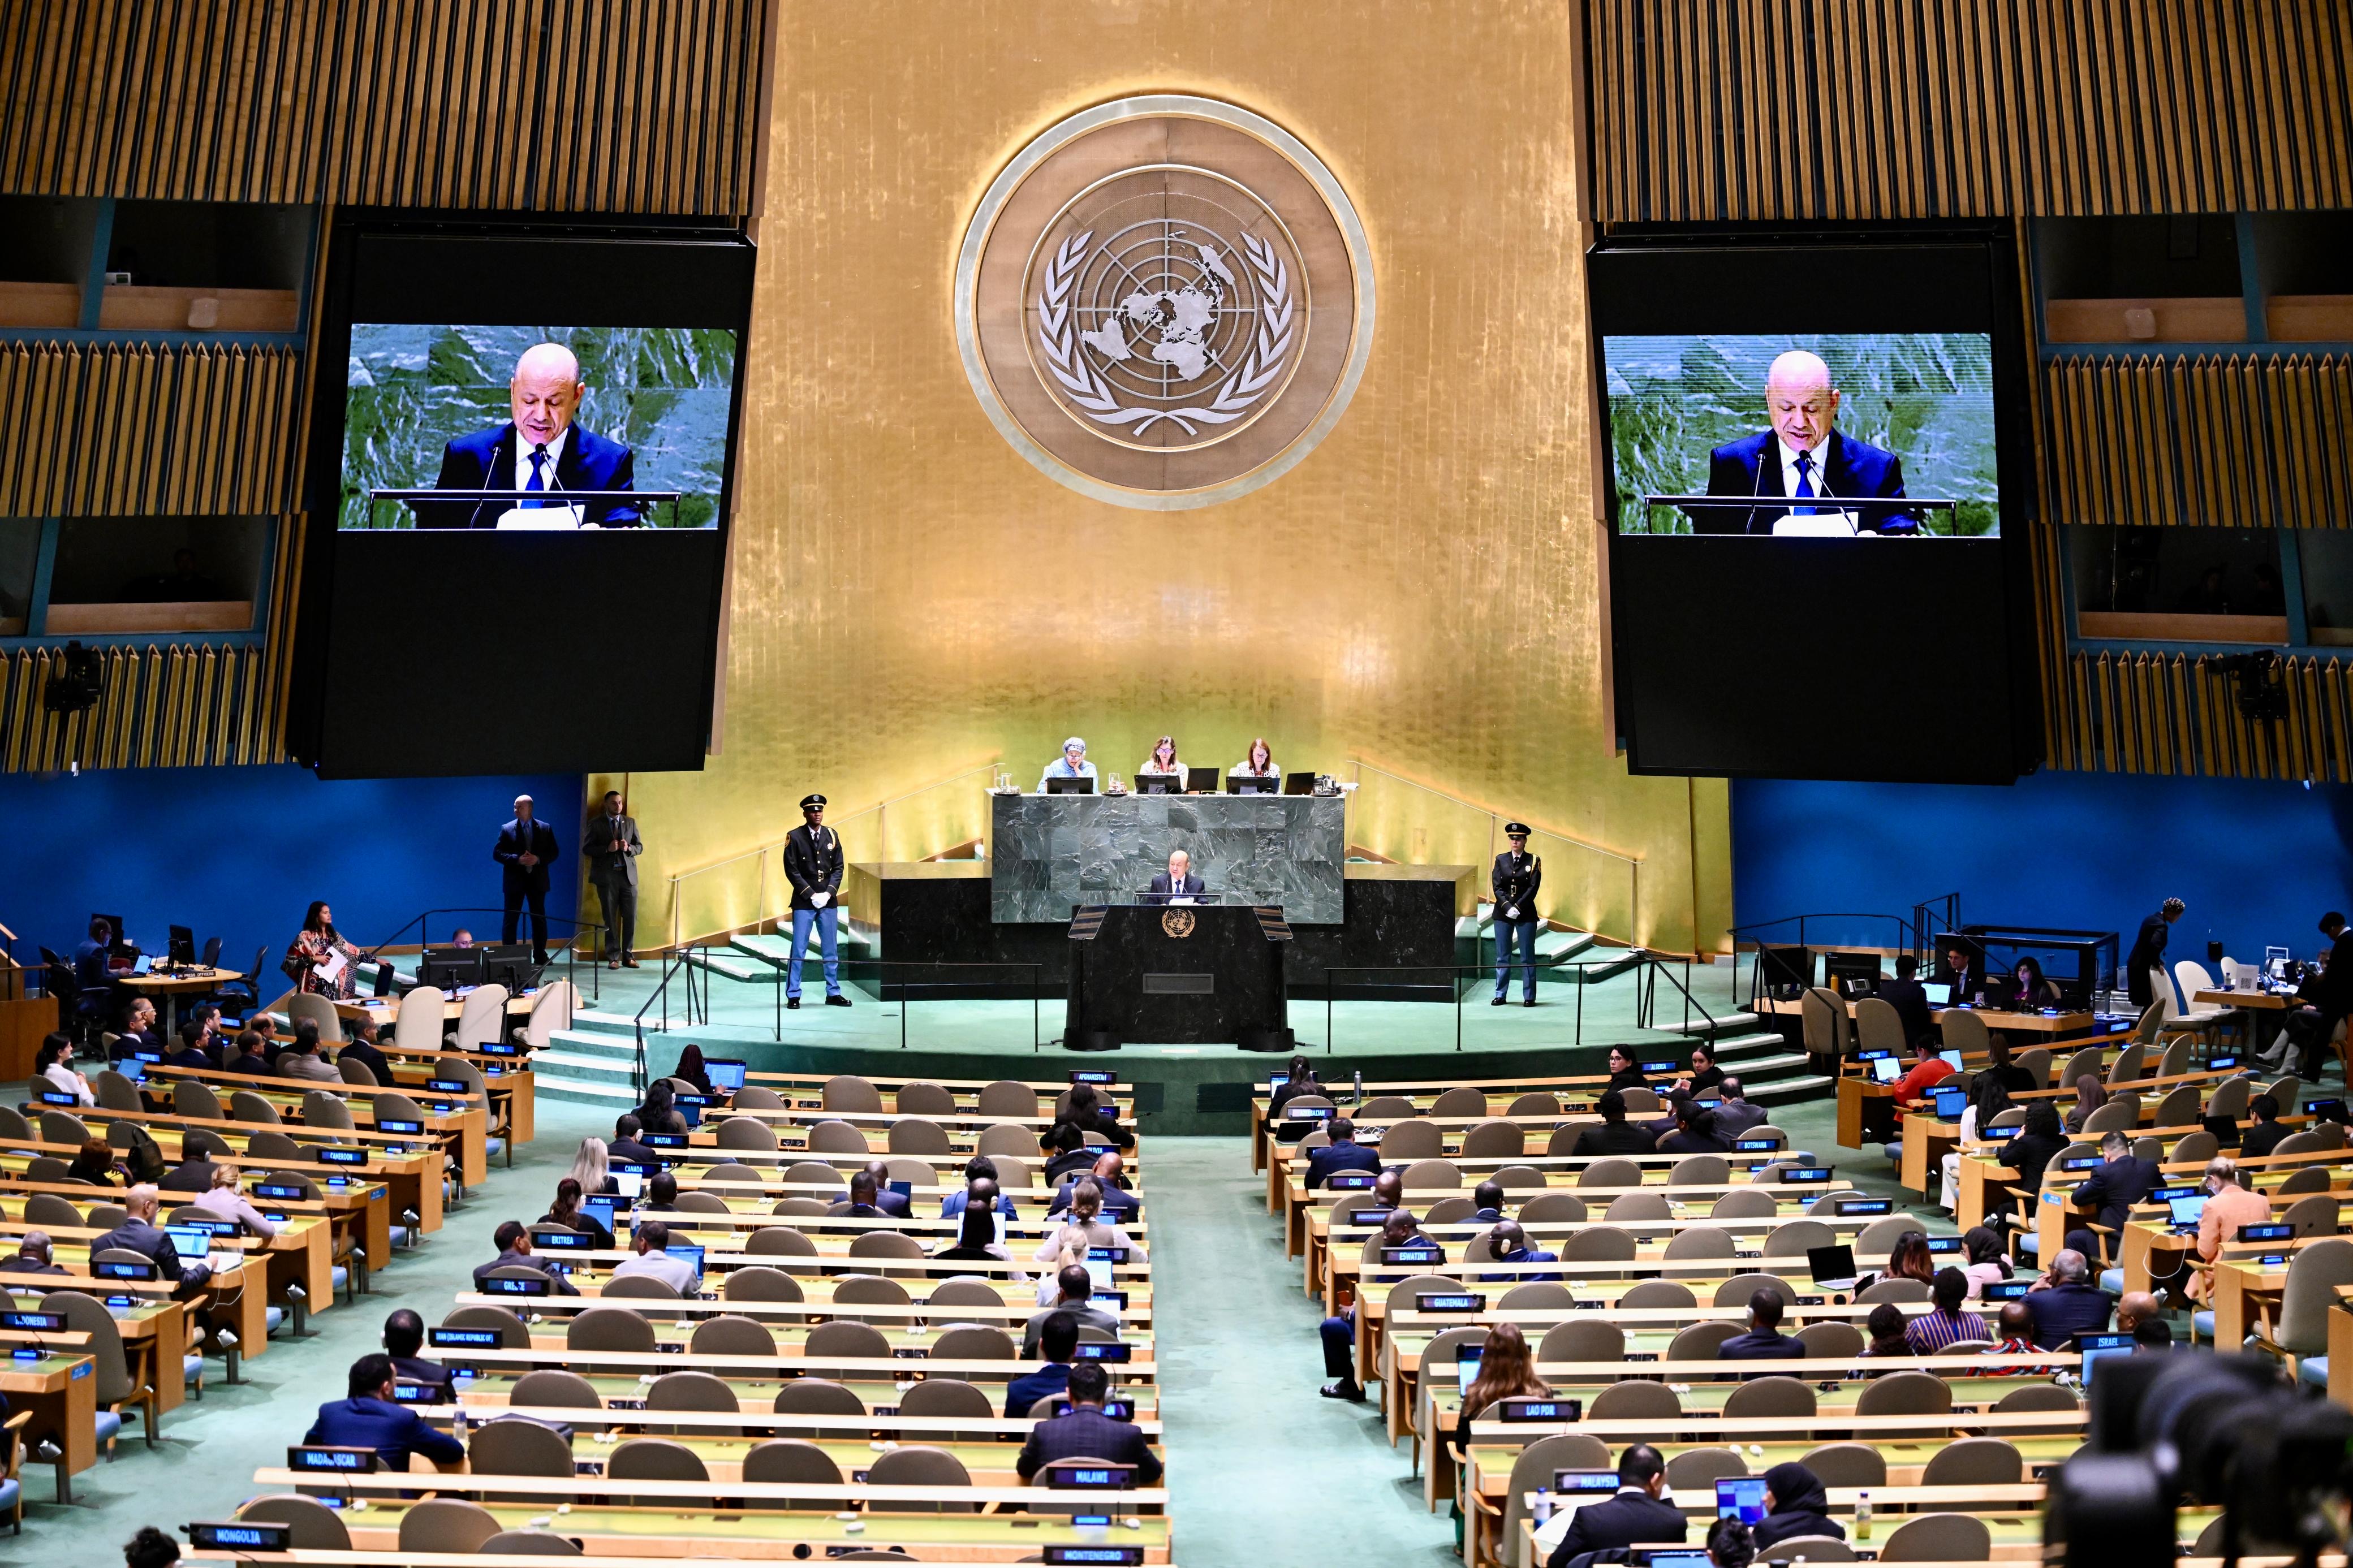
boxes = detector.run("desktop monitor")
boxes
[1135,773,1182,796]
[1823,951,1882,996]
[1044,775,1094,794]
[1228,773,1281,794]
[705,1059,749,1092]
[479,942,536,992]
[419,947,482,989]
[1183,766,1219,793]
[167,925,196,967]
[1758,944,1814,992]
[2077,1331,2136,1388]
[1282,771,1320,795]
[1716,1477,1770,1524]
[1806,1243,1858,1285]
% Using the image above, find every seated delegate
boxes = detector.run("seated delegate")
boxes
[1137,735,1187,778]
[1231,736,1279,781]
[1039,737,1098,791]
[305,1352,466,1471]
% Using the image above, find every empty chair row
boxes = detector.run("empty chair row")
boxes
[1293,1123,1787,1163]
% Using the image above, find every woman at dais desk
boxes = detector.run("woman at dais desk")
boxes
[1139,735,1187,779]
[1230,736,1278,781]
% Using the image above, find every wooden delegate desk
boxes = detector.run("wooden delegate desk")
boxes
[1250,1072,1621,1173]
[2118,1187,2350,1294]
[2208,1254,2288,1351]
[0,1349,98,1501]
[134,1061,492,1186]
[118,967,243,1032]
[210,1508,1174,1562]
[1837,1072,1901,1147]
[0,1218,298,1359]
[453,1368,1163,1424]
[0,1133,418,1244]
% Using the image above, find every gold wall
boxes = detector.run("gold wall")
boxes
[622,0,1734,955]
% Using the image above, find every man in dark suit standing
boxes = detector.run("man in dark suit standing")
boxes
[1304,1118,1382,1188]
[783,793,847,1010]
[583,789,643,969]
[2125,897,2184,1010]
[1016,1361,1161,1484]
[2066,1131,2161,1260]
[1546,1444,1685,1564]
[494,794,559,965]
[1144,848,1205,901]
[1696,350,1914,535]
[1492,822,1542,1008]
[418,343,640,529]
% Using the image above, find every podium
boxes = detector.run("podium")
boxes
[1064,902,1291,1050]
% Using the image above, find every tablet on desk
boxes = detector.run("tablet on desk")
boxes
[1716,1476,1769,1523]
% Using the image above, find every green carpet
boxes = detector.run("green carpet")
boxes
[2,1087,1924,1568]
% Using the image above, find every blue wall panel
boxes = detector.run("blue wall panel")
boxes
[1731,771,2353,970]
[0,766,581,982]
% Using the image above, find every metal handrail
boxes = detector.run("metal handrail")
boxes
[1725,910,1927,1011]
[1346,757,1645,944]
[1316,948,1688,1053]
[663,758,1002,949]
[643,951,1045,1051]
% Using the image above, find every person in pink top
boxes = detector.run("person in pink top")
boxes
[2187,1155,2273,1301]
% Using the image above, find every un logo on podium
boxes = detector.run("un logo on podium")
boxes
[1161,908,1197,939]
[956,95,1374,509]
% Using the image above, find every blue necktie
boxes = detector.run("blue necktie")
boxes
[523,446,549,509]
[1791,450,1816,517]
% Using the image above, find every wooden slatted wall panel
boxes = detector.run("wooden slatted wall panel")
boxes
[0,0,768,214]
[0,642,285,771]
[0,343,300,516]
[2062,651,2353,779]
[2041,354,2353,529]
[1584,0,2353,222]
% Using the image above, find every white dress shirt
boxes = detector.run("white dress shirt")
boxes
[1778,435,1828,504]
[42,1062,94,1107]
[512,427,570,495]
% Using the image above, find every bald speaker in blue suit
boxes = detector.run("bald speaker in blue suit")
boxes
[1695,349,1915,535]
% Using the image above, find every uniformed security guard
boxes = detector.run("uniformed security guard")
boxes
[1492,822,1542,1007]
[783,793,850,1009]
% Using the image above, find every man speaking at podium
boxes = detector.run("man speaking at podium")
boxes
[1696,349,1914,536]
[420,342,640,528]
[1144,849,1205,904]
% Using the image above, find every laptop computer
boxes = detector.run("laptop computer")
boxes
[663,1244,706,1284]
[1716,1476,1770,1524]
[1922,981,1953,1005]
[1868,1056,1901,1085]
[1282,771,1319,795]
[2167,1194,2208,1233]
[705,1059,749,1092]
[1931,1083,1970,1121]
[1806,1243,1859,1289]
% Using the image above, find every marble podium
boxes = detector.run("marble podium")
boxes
[989,791,1345,923]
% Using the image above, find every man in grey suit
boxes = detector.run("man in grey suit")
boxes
[584,790,644,968]
[1712,1077,1770,1139]
[1022,1263,1121,1355]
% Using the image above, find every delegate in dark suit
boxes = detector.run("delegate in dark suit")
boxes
[1878,974,1935,1048]
[2124,909,2174,1008]
[1717,1327,1810,1374]
[1545,1489,1688,1563]
[583,801,644,965]
[2025,1281,2114,1349]
[305,1395,466,1470]
[420,421,639,528]
[1017,1406,1162,1483]
[494,811,561,960]
[2069,1154,2161,1257]
[390,1355,456,1402]
[1144,871,1205,900]
[1305,1140,1382,1189]
[1696,427,1914,535]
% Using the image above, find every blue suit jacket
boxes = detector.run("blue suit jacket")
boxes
[1697,428,1914,534]
[423,421,640,527]
[1305,1142,1382,1189]
[1017,1405,1162,1483]
[2025,1282,2114,1349]
[304,1396,466,1470]
[1005,1361,1072,1418]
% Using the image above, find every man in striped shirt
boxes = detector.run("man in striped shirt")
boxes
[1903,1267,1986,1354]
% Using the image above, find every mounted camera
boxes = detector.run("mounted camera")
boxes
[2048,1350,2353,1568]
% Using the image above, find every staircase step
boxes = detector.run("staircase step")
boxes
[690,951,775,983]
[1572,951,1648,983]
[1535,930,1597,960]
[1744,1073,1833,1104]
[549,1028,643,1059]
[533,1047,642,1083]
[1718,1051,1811,1077]
[1708,1032,1793,1059]
[535,1075,641,1107]
[1662,1011,1760,1036]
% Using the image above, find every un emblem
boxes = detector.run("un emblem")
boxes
[956,96,1375,509]
[1161,908,1197,939]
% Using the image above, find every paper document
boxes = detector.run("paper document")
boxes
[1771,511,1861,537]
[494,503,587,530]
[316,951,348,985]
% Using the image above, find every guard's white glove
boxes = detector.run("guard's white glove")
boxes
[811,892,831,909]
[1505,906,1520,921]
